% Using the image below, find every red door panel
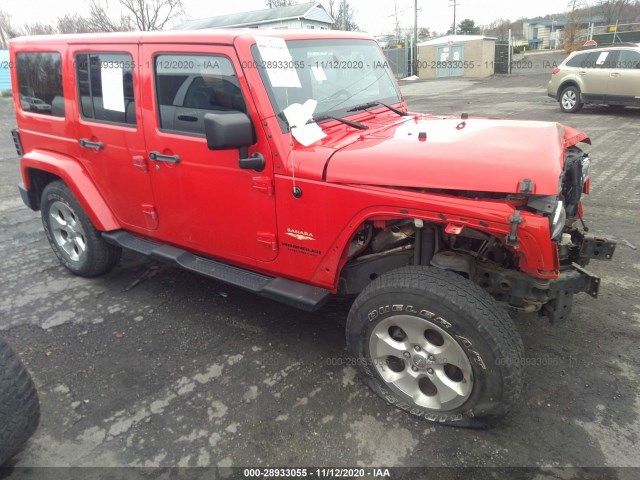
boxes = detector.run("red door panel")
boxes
[68,44,157,231]
[140,44,277,264]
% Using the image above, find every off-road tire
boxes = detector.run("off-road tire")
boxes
[346,266,524,428]
[0,337,40,465]
[559,85,583,113]
[41,180,121,277]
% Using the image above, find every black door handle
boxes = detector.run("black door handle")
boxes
[79,138,104,150]
[149,151,180,163]
[177,115,198,122]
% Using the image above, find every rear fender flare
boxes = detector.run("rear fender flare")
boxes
[21,149,120,231]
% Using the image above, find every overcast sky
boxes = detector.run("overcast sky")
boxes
[5,0,567,35]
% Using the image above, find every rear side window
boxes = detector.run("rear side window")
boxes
[616,50,640,69]
[75,53,136,126]
[16,52,65,117]
[566,51,613,68]
[154,54,247,135]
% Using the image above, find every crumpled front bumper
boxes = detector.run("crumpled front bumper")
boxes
[550,262,601,298]
[544,234,616,322]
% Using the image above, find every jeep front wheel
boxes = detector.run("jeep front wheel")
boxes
[346,266,524,428]
[41,181,121,277]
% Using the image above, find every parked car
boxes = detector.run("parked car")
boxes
[0,337,40,465]
[20,96,52,114]
[10,30,615,427]
[548,42,640,113]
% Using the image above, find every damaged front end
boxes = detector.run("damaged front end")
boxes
[515,145,616,321]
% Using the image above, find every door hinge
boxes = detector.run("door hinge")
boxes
[252,176,274,196]
[257,232,277,251]
[142,204,158,230]
[133,155,149,173]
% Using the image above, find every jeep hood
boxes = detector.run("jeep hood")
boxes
[323,117,589,195]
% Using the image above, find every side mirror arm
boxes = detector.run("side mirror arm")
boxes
[238,147,265,172]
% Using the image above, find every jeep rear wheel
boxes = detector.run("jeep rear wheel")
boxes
[346,266,524,428]
[0,337,40,465]
[41,181,121,277]
[560,86,583,113]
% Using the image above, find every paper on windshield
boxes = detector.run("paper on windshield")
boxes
[255,36,301,88]
[101,64,125,113]
[283,99,326,147]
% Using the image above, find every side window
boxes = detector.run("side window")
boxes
[155,54,247,135]
[16,52,65,117]
[616,50,640,69]
[566,53,588,68]
[75,53,136,126]
[567,52,611,68]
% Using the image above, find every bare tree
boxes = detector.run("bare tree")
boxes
[88,0,133,32]
[265,0,293,7]
[0,9,21,47]
[57,14,96,34]
[120,0,185,31]
[20,23,57,36]
[596,0,630,24]
[331,0,358,31]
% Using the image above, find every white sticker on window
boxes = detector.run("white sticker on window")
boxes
[311,65,327,81]
[453,51,460,61]
[596,51,609,65]
[255,36,301,88]
[101,63,125,112]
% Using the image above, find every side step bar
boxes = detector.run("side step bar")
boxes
[102,230,331,312]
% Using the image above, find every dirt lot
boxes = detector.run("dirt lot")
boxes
[1,52,639,475]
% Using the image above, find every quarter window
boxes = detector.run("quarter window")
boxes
[16,52,65,117]
[154,54,247,135]
[75,53,136,125]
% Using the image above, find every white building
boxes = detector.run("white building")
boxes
[179,2,334,31]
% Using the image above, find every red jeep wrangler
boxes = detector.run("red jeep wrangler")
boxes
[10,30,615,427]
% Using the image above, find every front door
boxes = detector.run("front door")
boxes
[606,49,640,104]
[436,45,464,78]
[69,44,157,231]
[140,44,278,263]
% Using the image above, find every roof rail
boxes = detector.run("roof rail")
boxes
[576,42,639,51]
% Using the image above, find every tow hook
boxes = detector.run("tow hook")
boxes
[506,211,524,247]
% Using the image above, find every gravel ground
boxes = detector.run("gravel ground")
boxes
[1,51,639,476]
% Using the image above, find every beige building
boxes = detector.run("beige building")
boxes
[417,35,497,80]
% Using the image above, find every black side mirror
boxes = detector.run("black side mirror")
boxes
[204,112,265,171]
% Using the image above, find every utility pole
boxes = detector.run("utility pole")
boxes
[449,0,459,35]
[413,0,418,76]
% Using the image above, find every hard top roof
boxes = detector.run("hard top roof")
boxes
[10,28,373,47]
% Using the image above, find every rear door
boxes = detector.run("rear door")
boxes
[69,44,157,231]
[140,43,278,263]
[607,49,640,104]
[576,50,616,102]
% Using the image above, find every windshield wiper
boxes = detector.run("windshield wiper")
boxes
[312,115,369,130]
[347,101,410,116]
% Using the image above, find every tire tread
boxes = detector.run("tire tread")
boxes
[0,338,40,465]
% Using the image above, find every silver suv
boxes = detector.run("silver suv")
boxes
[548,42,640,113]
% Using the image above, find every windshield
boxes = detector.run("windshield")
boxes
[251,39,401,124]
